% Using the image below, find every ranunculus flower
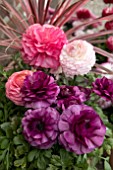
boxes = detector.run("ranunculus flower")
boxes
[58,104,106,154]
[76,8,96,19]
[57,85,91,110]
[59,40,96,77]
[22,107,60,149]
[21,71,60,109]
[92,76,113,101]
[98,98,112,109]
[102,7,113,17]
[21,24,67,69]
[5,70,33,106]
[106,36,113,51]
[103,0,113,3]
[105,21,113,30]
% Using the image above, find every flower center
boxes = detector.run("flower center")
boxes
[37,123,44,131]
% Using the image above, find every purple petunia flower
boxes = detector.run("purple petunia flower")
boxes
[21,71,60,109]
[58,104,106,154]
[92,76,113,101]
[22,107,60,149]
[57,85,91,110]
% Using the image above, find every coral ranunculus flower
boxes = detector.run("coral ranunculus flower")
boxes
[22,107,60,149]
[59,40,96,77]
[5,70,33,106]
[21,24,67,69]
[58,104,106,154]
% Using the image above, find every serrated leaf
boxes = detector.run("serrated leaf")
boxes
[47,164,59,170]
[1,138,9,149]
[60,149,73,167]
[16,145,28,157]
[28,150,37,162]
[14,157,26,168]
[51,155,62,167]
[104,161,112,170]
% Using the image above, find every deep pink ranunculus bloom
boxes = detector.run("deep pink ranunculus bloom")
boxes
[105,21,113,30]
[21,24,67,69]
[22,107,60,149]
[76,8,96,19]
[58,104,106,154]
[92,76,113,101]
[106,36,113,51]
[103,0,113,4]
[5,70,33,106]
[21,70,60,109]
[102,7,113,17]
[57,85,91,110]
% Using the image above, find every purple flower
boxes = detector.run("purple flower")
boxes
[21,71,60,109]
[92,76,113,101]
[58,104,106,154]
[22,107,60,149]
[57,85,91,110]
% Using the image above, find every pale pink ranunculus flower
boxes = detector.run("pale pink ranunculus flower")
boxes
[59,40,96,78]
[21,24,67,69]
[5,70,33,106]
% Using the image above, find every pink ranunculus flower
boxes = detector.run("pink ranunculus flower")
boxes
[21,24,67,69]
[60,40,96,78]
[5,70,33,106]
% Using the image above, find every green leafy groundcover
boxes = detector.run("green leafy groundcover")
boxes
[0,57,113,170]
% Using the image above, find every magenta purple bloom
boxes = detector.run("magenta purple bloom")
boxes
[21,71,60,109]
[92,76,113,101]
[22,107,60,149]
[57,85,91,110]
[58,104,106,154]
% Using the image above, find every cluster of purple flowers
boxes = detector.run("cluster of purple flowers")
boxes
[20,71,108,155]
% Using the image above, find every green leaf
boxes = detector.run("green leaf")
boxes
[1,139,9,149]
[47,164,59,170]
[37,156,47,170]
[104,161,112,170]
[1,122,10,131]
[0,150,7,161]
[14,157,26,168]
[87,167,96,170]
[13,135,24,145]
[28,150,37,162]
[44,149,52,158]
[51,155,62,167]
[60,149,73,167]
